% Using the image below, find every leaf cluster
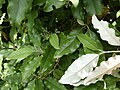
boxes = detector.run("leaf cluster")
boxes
[0,0,120,90]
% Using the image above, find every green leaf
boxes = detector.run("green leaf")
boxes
[43,0,65,12]
[0,0,5,9]
[0,55,3,72]
[8,0,33,25]
[26,9,41,48]
[71,1,85,25]
[40,45,55,73]
[54,28,81,58]
[104,75,120,90]
[10,86,18,90]
[1,83,10,90]
[33,0,46,6]
[49,33,60,49]
[77,34,102,51]
[83,0,103,15]
[44,77,67,90]
[24,79,35,90]
[5,73,22,85]
[35,79,44,90]
[21,56,42,82]
[29,28,41,48]
[59,32,68,47]
[53,69,64,79]
[7,47,33,60]
[0,81,5,90]
[27,9,38,32]
[71,0,84,21]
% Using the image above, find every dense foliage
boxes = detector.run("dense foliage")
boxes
[0,0,120,90]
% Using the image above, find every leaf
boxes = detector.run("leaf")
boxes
[35,79,44,90]
[40,45,55,73]
[71,1,84,25]
[116,10,120,18]
[54,28,81,58]
[44,77,67,90]
[0,0,5,9]
[69,0,79,7]
[8,0,33,25]
[0,55,3,72]
[30,28,41,48]
[5,73,22,85]
[53,69,64,79]
[24,79,35,90]
[84,55,120,85]
[74,82,104,90]
[7,47,33,60]
[0,13,5,25]
[43,0,65,12]
[49,33,60,49]
[59,32,68,47]
[104,75,120,90]
[92,15,120,46]
[33,0,46,6]
[26,9,41,48]
[21,56,42,82]
[1,83,10,90]
[59,54,99,86]
[10,86,18,90]
[27,9,38,32]
[83,0,103,15]
[77,34,102,51]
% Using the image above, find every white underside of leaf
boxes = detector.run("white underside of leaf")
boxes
[92,15,120,46]
[59,54,99,86]
[84,55,120,85]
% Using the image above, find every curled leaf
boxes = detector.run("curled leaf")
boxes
[84,55,120,85]
[92,15,120,46]
[59,54,99,86]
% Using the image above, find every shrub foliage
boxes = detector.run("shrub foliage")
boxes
[0,0,120,90]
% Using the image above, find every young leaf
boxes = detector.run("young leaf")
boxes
[69,0,79,7]
[49,33,60,49]
[7,47,33,60]
[44,77,67,90]
[84,55,120,85]
[92,15,120,46]
[59,54,99,86]
[21,56,42,82]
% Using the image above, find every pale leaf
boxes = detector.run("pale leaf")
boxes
[84,55,120,85]
[0,13,5,25]
[92,15,120,46]
[59,54,99,86]
[69,0,79,7]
